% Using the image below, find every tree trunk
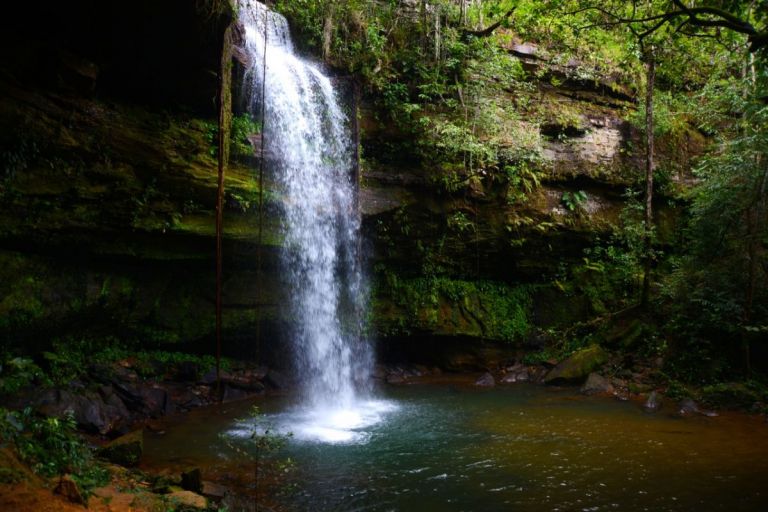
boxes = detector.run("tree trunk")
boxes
[641,56,655,307]
[322,1,335,61]
[434,8,441,62]
[743,157,766,377]
[215,23,234,395]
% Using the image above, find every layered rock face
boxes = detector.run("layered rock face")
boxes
[0,2,700,363]
[361,40,701,352]
[0,0,286,357]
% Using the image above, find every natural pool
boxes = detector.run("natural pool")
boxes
[144,381,768,511]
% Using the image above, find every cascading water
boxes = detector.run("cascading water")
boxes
[237,0,393,443]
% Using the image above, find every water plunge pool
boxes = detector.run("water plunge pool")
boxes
[144,381,768,511]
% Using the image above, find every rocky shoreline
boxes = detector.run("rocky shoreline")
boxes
[1,347,766,511]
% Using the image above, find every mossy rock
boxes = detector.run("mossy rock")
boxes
[98,429,143,467]
[544,345,608,384]
[701,383,763,409]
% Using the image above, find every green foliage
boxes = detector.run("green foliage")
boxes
[522,348,557,365]
[566,191,648,314]
[38,337,230,385]
[504,162,541,205]
[661,66,768,379]
[561,190,587,212]
[446,211,475,233]
[0,357,50,395]
[221,406,294,501]
[202,113,261,160]
[230,113,261,159]
[0,407,108,493]
[377,274,533,342]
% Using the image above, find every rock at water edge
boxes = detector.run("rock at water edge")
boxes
[581,373,614,395]
[544,345,608,385]
[98,429,143,467]
[475,372,496,387]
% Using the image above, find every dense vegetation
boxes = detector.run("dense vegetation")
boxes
[274,0,767,386]
[0,0,765,508]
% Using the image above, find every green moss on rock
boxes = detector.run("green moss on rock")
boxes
[544,345,608,384]
[374,276,533,342]
[98,429,143,467]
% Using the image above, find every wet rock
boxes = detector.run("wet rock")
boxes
[54,474,85,505]
[98,429,143,467]
[265,369,290,389]
[166,384,209,410]
[225,374,266,393]
[202,480,228,499]
[678,399,718,417]
[222,384,249,402]
[581,373,614,395]
[36,388,128,435]
[386,373,405,384]
[181,468,203,494]
[501,365,530,384]
[678,398,700,415]
[371,365,387,380]
[168,490,207,509]
[199,369,223,386]
[475,372,495,387]
[544,345,608,385]
[141,386,174,418]
[644,391,662,412]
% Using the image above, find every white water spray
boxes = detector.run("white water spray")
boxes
[238,0,389,443]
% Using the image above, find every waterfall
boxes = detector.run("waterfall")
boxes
[238,0,376,432]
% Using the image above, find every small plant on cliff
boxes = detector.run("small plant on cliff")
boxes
[561,190,587,212]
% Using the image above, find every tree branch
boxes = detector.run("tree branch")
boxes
[461,8,516,40]
[571,2,766,52]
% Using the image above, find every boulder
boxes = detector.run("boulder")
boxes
[98,429,143,467]
[202,480,228,499]
[678,399,718,417]
[54,474,85,505]
[225,374,266,393]
[36,388,128,435]
[475,372,495,387]
[168,490,208,510]
[501,366,530,384]
[181,468,203,494]
[544,345,608,385]
[580,373,614,395]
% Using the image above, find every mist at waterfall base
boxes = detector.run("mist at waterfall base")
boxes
[236,0,396,444]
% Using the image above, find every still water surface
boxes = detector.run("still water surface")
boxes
[144,382,768,511]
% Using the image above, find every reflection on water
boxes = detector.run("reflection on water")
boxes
[228,400,399,444]
[143,383,768,512]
